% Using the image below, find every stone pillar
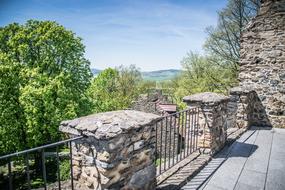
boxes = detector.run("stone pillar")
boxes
[59,110,162,190]
[183,92,229,155]
[228,87,254,129]
[228,86,272,128]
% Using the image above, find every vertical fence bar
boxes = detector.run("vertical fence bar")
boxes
[183,111,187,158]
[155,122,158,166]
[193,108,196,152]
[41,150,47,190]
[195,108,199,150]
[176,112,180,163]
[187,110,191,155]
[8,159,12,190]
[168,116,172,169]
[172,114,176,166]
[69,141,74,190]
[191,109,194,153]
[185,110,188,156]
[159,120,163,175]
[184,110,187,157]
[182,111,185,159]
[25,153,31,190]
[194,108,197,151]
[164,117,168,171]
[180,112,184,161]
[56,146,61,190]
[155,122,158,161]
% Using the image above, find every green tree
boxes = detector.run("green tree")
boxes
[171,52,233,102]
[0,20,92,153]
[116,64,143,102]
[0,55,26,153]
[173,0,261,102]
[88,68,122,113]
[204,0,260,77]
[88,65,144,113]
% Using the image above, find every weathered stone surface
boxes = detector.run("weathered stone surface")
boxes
[132,90,183,160]
[60,110,161,139]
[230,86,255,95]
[183,93,228,155]
[131,89,175,116]
[59,110,161,190]
[237,0,285,127]
[125,164,156,190]
[228,87,258,129]
[183,92,229,105]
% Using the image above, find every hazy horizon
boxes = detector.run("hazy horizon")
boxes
[0,0,227,71]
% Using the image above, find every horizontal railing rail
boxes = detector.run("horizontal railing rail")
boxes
[0,136,84,190]
[154,107,200,176]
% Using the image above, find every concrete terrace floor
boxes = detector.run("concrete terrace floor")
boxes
[182,127,285,190]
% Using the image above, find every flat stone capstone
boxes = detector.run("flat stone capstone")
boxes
[230,86,255,95]
[183,92,229,104]
[59,110,161,139]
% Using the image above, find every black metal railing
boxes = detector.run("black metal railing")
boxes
[154,107,200,176]
[0,136,83,190]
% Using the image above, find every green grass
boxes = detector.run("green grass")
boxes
[60,160,71,180]
[155,158,164,166]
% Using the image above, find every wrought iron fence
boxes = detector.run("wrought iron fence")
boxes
[0,136,83,190]
[154,107,200,176]
[0,108,201,189]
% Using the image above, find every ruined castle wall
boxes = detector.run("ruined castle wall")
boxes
[239,0,285,127]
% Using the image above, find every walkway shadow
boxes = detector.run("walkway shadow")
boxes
[228,141,258,158]
[216,129,259,159]
[248,91,273,127]
[183,129,260,189]
[158,127,272,190]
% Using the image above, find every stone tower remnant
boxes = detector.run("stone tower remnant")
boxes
[237,0,285,127]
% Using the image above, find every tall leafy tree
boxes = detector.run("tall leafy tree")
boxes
[0,55,26,153]
[204,0,260,79]
[116,64,143,101]
[0,20,92,153]
[88,68,122,113]
[169,52,234,106]
[88,65,143,113]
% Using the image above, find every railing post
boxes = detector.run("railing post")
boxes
[183,92,229,155]
[59,110,162,190]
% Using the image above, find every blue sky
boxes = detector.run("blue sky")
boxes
[0,0,227,71]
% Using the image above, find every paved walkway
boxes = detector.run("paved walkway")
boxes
[182,127,285,190]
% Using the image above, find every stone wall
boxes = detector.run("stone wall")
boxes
[238,0,285,127]
[132,90,181,160]
[59,110,162,190]
[183,92,229,154]
[131,89,171,115]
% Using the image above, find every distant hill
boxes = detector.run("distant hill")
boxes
[91,68,181,81]
[142,69,181,81]
[91,68,102,76]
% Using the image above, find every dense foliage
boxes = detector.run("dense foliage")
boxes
[204,0,260,77]
[0,0,263,154]
[88,65,144,113]
[169,0,261,104]
[0,20,92,154]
